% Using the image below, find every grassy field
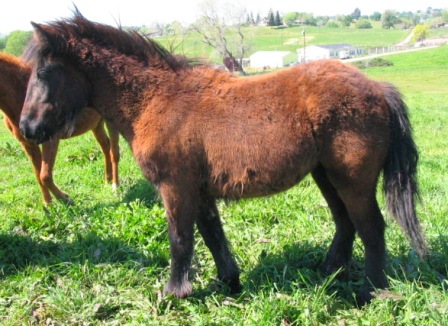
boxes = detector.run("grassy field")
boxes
[156,24,448,64]
[0,45,448,324]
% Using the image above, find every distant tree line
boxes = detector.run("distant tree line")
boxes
[246,6,448,30]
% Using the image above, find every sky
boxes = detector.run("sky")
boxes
[1,0,447,35]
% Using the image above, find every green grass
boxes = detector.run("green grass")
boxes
[1,46,448,324]
[358,45,448,94]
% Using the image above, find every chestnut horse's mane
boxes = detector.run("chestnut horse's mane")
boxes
[22,10,197,71]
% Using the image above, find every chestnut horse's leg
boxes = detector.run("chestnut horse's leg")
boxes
[105,121,120,190]
[159,181,197,298]
[196,192,240,293]
[21,142,53,205]
[91,120,113,185]
[41,138,74,204]
[4,117,52,204]
[312,165,355,279]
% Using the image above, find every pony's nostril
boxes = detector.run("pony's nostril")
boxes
[19,116,48,143]
[19,117,31,138]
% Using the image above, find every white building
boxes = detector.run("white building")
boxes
[249,51,297,68]
[297,44,364,62]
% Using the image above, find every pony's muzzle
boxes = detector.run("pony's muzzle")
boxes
[19,114,50,144]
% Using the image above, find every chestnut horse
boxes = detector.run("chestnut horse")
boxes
[19,13,427,304]
[0,52,120,205]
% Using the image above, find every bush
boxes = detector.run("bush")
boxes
[355,19,373,29]
[4,31,32,56]
[351,57,394,69]
[326,21,339,28]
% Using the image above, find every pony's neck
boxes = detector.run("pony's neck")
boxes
[82,54,173,142]
[0,58,29,124]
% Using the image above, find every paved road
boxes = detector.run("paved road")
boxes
[343,45,439,62]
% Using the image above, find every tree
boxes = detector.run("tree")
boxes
[283,12,299,27]
[194,0,250,75]
[442,10,448,23]
[0,36,6,51]
[163,21,191,54]
[400,18,413,30]
[297,12,316,26]
[4,30,32,56]
[249,12,255,25]
[371,12,381,21]
[275,11,282,26]
[382,10,399,29]
[340,15,353,27]
[428,16,444,28]
[267,9,275,26]
[352,8,361,20]
[412,24,429,42]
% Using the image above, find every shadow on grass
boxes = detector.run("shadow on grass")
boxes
[0,232,169,278]
[236,235,448,306]
[242,241,361,304]
[121,179,160,207]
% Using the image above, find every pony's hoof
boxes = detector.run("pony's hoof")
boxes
[222,276,242,294]
[320,262,349,281]
[163,280,193,298]
[63,197,75,206]
[56,193,74,205]
[356,291,373,307]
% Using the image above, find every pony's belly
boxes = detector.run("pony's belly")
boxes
[209,163,313,199]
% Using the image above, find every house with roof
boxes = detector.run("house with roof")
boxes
[249,51,297,69]
[297,44,364,62]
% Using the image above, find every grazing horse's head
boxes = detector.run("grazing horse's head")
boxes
[19,23,90,144]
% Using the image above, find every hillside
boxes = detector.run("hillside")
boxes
[156,24,448,63]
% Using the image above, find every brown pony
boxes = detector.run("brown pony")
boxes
[0,51,120,205]
[19,12,427,304]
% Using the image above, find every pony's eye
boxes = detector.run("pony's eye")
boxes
[37,69,49,80]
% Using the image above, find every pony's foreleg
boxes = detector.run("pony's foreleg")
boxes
[91,121,113,185]
[41,138,73,205]
[196,193,240,293]
[159,182,197,298]
[312,165,355,279]
[4,117,52,204]
[105,121,120,190]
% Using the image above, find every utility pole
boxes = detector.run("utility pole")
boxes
[302,28,306,62]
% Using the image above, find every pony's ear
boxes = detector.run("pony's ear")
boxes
[31,22,49,42]
[30,21,56,51]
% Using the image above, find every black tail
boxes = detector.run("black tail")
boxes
[382,83,428,259]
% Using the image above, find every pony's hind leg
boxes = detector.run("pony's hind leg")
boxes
[329,174,388,305]
[312,165,355,279]
[105,121,120,190]
[91,121,113,185]
[196,192,240,293]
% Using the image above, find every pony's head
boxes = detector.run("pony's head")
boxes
[19,10,198,144]
[19,21,91,144]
